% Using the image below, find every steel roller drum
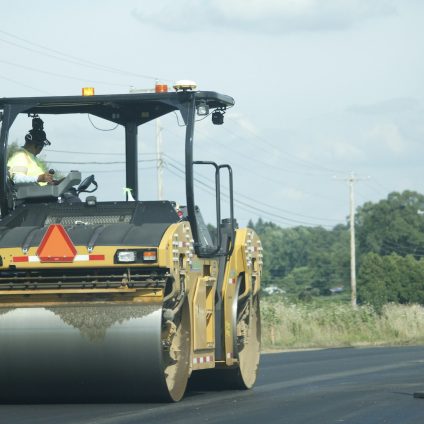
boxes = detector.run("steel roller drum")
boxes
[0,303,172,402]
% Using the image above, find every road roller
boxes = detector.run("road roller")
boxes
[0,84,262,402]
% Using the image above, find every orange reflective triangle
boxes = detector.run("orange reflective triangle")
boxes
[36,224,77,263]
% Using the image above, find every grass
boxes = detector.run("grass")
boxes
[261,298,424,351]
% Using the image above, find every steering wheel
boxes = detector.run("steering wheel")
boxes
[77,174,98,194]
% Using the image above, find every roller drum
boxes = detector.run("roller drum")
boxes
[0,303,180,402]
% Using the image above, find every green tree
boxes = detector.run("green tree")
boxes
[281,266,315,297]
[356,191,424,259]
[250,219,350,295]
[249,191,424,304]
[358,252,424,309]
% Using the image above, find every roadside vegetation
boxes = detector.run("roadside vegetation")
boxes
[261,297,424,350]
[254,190,424,350]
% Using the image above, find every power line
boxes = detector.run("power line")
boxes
[58,166,158,174]
[48,159,158,165]
[0,30,170,82]
[367,178,393,196]
[46,149,341,228]
[0,59,130,88]
[163,154,343,224]
[225,115,346,174]
[47,127,341,212]
[165,161,337,228]
[195,125,333,178]
[162,126,339,202]
[46,149,157,156]
[0,74,52,95]
[380,239,424,257]
[165,165,291,226]
[361,179,387,197]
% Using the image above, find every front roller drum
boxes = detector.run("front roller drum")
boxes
[0,302,190,402]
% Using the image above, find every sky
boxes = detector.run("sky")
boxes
[0,0,423,228]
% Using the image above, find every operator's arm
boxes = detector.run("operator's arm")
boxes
[12,173,38,184]
[12,173,53,184]
[52,177,65,185]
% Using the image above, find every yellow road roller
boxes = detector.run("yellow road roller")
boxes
[0,85,262,402]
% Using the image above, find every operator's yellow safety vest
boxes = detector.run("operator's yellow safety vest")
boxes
[7,148,47,186]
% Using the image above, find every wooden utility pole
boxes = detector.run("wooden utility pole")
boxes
[335,172,369,308]
[129,84,165,201]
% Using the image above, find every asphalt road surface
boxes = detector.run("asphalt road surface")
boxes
[2,345,424,424]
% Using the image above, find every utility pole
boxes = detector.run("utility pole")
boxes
[129,83,165,201]
[156,117,164,200]
[335,172,369,308]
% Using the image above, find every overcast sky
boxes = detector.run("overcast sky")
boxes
[1,0,423,228]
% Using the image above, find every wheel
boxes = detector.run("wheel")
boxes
[228,291,261,389]
[161,302,191,401]
[187,283,261,391]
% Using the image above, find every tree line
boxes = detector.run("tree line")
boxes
[249,190,424,308]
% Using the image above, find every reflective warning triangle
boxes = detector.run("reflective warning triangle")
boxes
[36,224,77,263]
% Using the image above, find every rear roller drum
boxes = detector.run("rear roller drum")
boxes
[161,302,191,401]
[226,290,261,389]
[188,281,261,391]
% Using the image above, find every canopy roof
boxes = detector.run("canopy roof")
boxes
[0,91,234,126]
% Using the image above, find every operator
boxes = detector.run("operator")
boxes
[7,117,56,186]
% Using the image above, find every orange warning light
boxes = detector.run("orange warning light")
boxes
[36,224,77,263]
[143,250,157,261]
[155,83,168,93]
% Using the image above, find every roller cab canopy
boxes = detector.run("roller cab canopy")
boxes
[0,90,234,126]
[0,89,235,258]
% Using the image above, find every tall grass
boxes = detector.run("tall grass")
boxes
[261,299,424,350]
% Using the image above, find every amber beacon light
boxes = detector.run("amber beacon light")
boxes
[155,83,168,93]
[82,87,95,96]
